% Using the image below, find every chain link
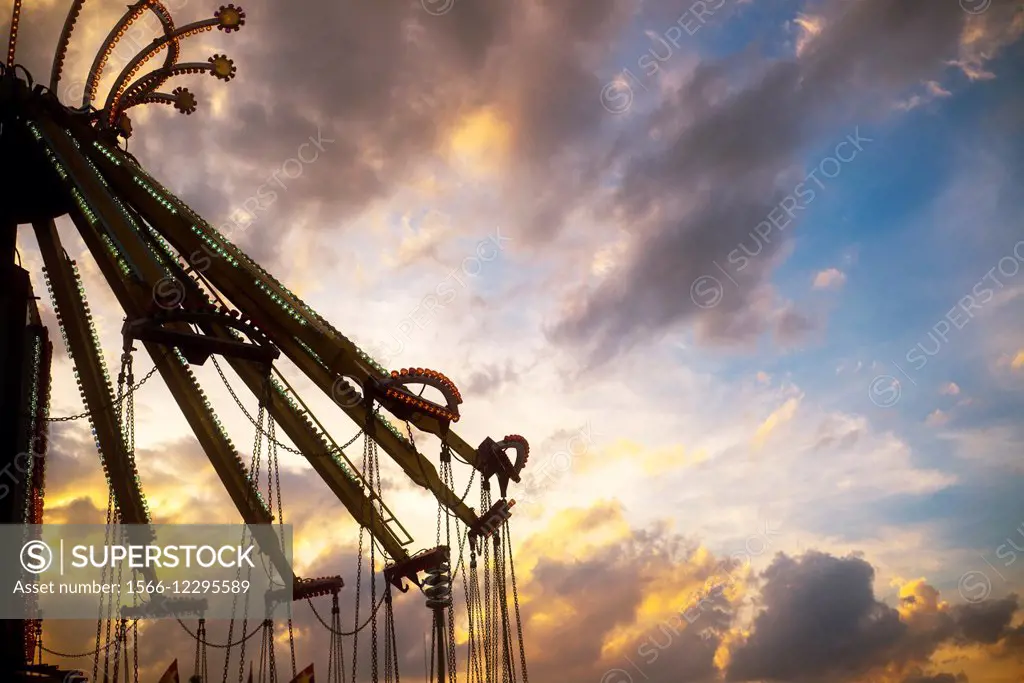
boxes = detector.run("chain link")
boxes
[40,362,160,422]
[350,434,367,683]
[41,630,129,659]
[306,592,386,636]
[212,356,365,456]
[505,523,530,683]
[177,618,263,649]
[370,431,383,683]
[133,619,139,683]
[93,489,114,682]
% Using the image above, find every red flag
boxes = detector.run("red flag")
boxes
[157,659,179,683]
[288,663,315,683]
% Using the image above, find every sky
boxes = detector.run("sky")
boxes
[4,0,1024,681]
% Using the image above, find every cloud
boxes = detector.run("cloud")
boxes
[725,552,908,681]
[8,0,644,276]
[792,13,825,57]
[752,396,801,449]
[940,382,961,396]
[6,2,1024,681]
[546,0,1016,367]
[27,425,1024,683]
[462,359,522,397]
[940,425,1024,473]
[896,79,954,111]
[926,409,950,427]
[813,267,847,289]
[725,553,1024,683]
[951,2,1024,81]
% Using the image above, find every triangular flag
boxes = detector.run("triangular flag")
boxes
[157,659,179,683]
[248,662,254,683]
[288,663,315,683]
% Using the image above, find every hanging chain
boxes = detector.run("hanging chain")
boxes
[132,613,139,683]
[505,524,529,683]
[41,633,126,659]
[328,592,346,683]
[479,482,498,683]
[110,618,125,683]
[350,434,368,683]
[266,620,278,683]
[440,447,458,682]
[212,356,365,456]
[388,589,401,683]
[242,379,273,683]
[465,547,476,683]
[110,527,126,683]
[369,431,384,683]
[265,380,297,682]
[193,618,206,680]
[102,516,123,683]
[40,362,160,422]
[383,588,393,683]
[93,489,114,682]
[495,532,511,683]
[177,618,263,649]
[306,592,386,636]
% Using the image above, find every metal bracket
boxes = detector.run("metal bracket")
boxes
[383,545,450,593]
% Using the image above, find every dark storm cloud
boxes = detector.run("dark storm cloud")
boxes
[7,0,1022,363]
[119,0,642,268]
[949,594,1020,645]
[546,0,1018,365]
[7,0,648,276]
[726,552,1024,683]
[726,551,907,682]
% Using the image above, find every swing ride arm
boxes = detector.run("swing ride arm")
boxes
[31,219,159,582]
[32,116,295,584]
[75,129,486,528]
[133,230,416,563]
[64,200,294,584]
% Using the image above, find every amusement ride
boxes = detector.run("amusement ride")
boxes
[0,1,532,680]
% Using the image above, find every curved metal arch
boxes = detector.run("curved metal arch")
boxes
[127,0,181,106]
[83,0,177,108]
[113,5,244,114]
[126,93,175,108]
[379,367,464,422]
[103,20,219,116]
[111,56,235,123]
[496,434,530,475]
[123,88,197,116]
[49,0,87,91]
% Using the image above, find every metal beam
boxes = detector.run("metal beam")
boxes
[32,219,156,568]
[132,222,415,563]
[77,131,486,527]
[33,116,294,583]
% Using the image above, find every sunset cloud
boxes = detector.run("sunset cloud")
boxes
[4,0,1023,680]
